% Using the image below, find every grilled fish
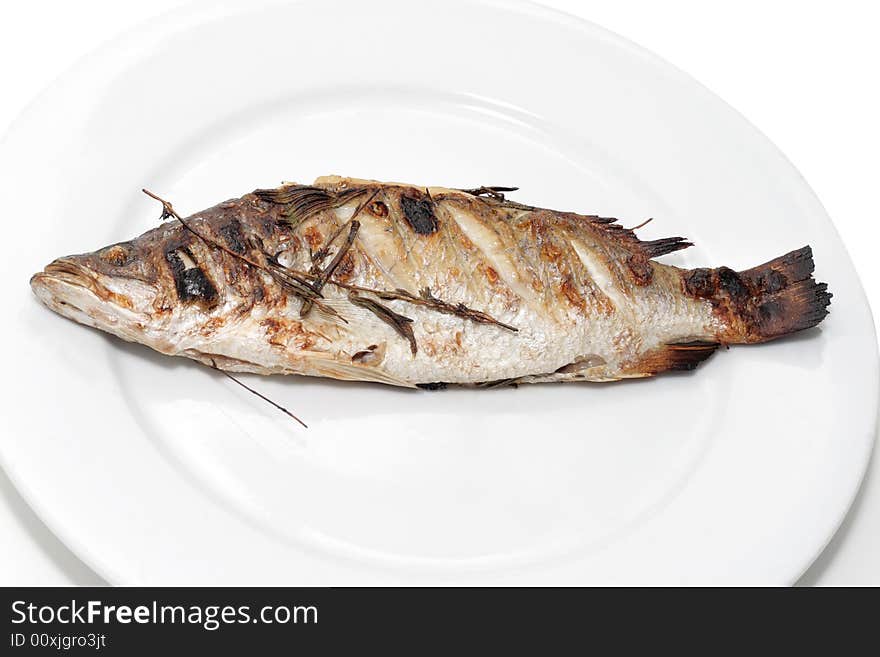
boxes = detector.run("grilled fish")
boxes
[30,176,831,387]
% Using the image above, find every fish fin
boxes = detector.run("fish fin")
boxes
[682,245,832,343]
[624,341,720,376]
[254,184,365,227]
[738,245,832,339]
[310,357,416,388]
[602,222,691,259]
[639,236,693,259]
[574,215,692,267]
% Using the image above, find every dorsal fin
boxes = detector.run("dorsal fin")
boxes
[254,184,366,227]
[577,215,692,260]
[640,236,693,258]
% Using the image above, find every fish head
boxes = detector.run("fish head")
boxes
[30,239,167,341]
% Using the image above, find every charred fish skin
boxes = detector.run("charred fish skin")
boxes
[30,176,831,386]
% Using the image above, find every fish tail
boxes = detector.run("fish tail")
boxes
[683,245,832,344]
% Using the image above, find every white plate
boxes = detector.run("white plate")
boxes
[0,0,876,585]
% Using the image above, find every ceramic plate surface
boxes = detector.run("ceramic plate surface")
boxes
[0,0,876,584]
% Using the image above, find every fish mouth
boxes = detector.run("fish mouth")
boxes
[32,257,105,302]
[30,257,155,334]
[32,257,93,289]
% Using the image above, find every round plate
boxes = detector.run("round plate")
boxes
[1,0,876,585]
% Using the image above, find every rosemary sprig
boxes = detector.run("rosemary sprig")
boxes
[142,189,341,320]
[348,291,418,355]
[209,360,307,428]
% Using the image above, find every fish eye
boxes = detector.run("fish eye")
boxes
[100,244,131,266]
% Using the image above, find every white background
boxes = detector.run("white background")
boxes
[0,0,877,585]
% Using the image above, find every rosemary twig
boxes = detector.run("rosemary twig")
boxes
[293,272,517,332]
[142,189,341,319]
[457,185,519,201]
[209,360,307,428]
[301,220,360,317]
[310,188,379,265]
[384,287,519,332]
[300,187,380,318]
[348,291,418,355]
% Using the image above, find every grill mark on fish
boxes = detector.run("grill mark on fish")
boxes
[447,205,538,312]
[164,248,218,304]
[433,201,486,302]
[569,239,627,318]
[491,208,552,313]
[349,192,415,292]
[400,192,438,234]
[556,233,615,317]
[527,213,572,320]
[510,213,557,316]
[626,254,654,286]
[536,218,589,316]
[219,219,247,254]
[384,191,427,287]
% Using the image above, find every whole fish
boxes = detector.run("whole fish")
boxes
[30,176,831,387]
